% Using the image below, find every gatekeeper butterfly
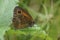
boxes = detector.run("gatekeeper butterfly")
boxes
[12,6,35,29]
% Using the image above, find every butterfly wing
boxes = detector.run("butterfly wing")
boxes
[12,6,34,29]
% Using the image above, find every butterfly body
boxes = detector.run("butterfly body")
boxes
[12,6,34,29]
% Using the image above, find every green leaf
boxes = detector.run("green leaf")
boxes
[0,0,18,40]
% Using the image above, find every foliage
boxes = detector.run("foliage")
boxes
[0,0,60,40]
[4,26,52,40]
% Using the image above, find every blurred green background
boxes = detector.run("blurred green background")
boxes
[0,0,60,40]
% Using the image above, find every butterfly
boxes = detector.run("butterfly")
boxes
[12,6,35,29]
